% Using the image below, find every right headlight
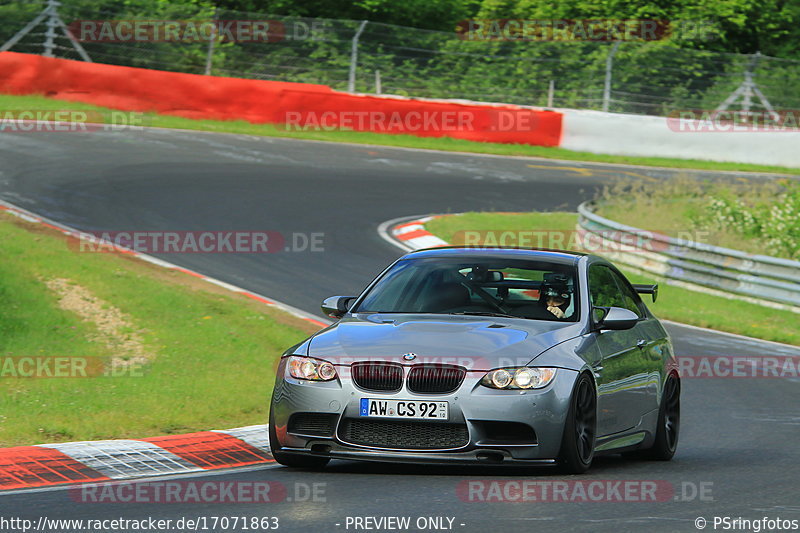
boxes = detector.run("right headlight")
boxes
[287,356,338,381]
[481,367,557,390]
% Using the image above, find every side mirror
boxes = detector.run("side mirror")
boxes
[321,296,356,319]
[597,307,639,331]
[632,283,658,302]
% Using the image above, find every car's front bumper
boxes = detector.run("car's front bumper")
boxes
[276,443,559,466]
[270,358,578,464]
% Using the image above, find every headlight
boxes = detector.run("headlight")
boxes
[490,368,513,388]
[287,356,338,381]
[481,367,557,390]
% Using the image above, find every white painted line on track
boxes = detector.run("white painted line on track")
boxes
[141,124,794,179]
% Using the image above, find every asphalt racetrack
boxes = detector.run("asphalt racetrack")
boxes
[1,128,799,532]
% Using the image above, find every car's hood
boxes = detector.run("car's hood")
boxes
[307,313,584,371]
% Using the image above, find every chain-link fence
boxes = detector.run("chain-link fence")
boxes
[3,0,800,117]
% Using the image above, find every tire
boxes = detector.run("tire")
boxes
[645,373,680,461]
[558,373,597,474]
[268,408,330,470]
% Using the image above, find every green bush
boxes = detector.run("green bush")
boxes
[598,177,800,260]
[694,181,800,259]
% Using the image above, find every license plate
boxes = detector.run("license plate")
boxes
[360,398,448,420]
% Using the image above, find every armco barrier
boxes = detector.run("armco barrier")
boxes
[5,51,799,165]
[0,52,334,123]
[577,202,800,310]
[0,51,562,146]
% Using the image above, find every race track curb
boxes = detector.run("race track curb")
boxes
[0,426,272,491]
[382,215,449,251]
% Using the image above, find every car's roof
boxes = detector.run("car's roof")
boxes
[402,247,586,265]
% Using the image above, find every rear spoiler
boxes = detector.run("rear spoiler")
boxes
[632,283,658,302]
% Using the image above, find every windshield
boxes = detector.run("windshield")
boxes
[354,257,580,321]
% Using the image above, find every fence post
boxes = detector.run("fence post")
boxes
[1,10,49,52]
[375,70,382,95]
[715,51,779,122]
[1,0,91,61]
[602,41,620,112]
[42,0,59,57]
[547,80,554,107]
[204,9,218,76]
[348,20,368,93]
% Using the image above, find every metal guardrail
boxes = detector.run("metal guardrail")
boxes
[577,202,800,309]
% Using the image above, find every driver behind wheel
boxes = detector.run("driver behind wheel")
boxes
[542,284,571,319]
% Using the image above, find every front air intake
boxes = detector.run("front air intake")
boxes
[407,364,466,394]
[351,362,403,392]
[287,413,339,437]
[339,418,469,450]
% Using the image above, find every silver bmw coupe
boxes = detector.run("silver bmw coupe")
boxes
[268,248,680,473]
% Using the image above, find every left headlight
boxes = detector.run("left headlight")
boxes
[481,367,557,390]
[287,356,338,381]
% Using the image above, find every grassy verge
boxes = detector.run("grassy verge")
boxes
[425,212,800,346]
[1,93,797,175]
[595,178,799,260]
[0,212,319,446]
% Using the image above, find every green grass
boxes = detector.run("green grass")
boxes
[1,92,798,175]
[0,213,319,446]
[593,178,800,259]
[425,212,800,346]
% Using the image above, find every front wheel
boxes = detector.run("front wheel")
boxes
[558,373,597,474]
[624,373,680,461]
[647,374,680,460]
